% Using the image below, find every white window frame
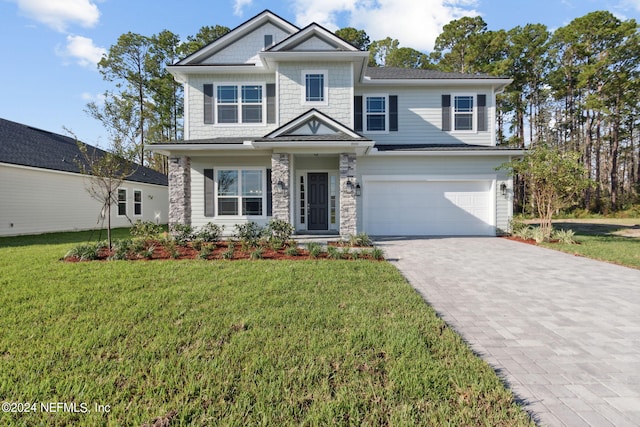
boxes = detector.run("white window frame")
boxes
[214,83,266,126]
[363,94,389,134]
[117,188,127,217]
[133,189,143,217]
[301,70,328,106]
[452,93,477,133]
[214,167,268,218]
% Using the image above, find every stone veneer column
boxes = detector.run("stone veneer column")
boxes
[339,153,357,237]
[168,156,191,228]
[271,153,290,223]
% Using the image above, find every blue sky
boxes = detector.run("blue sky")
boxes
[1,0,639,147]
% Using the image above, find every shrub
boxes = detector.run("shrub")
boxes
[234,222,263,247]
[513,226,535,241]
[130,220,164,240]
[341,247,351,259]
[222,247,235,260]
[265,219,294,242]
[509,218,529,235]
[269,239,284,251]
[284,246,299,256]
[250,248,264,260]
[326,245,341,260]
[65,242,103,261]
[306,242,322,259]
[143,245,155,260]
[370,247,384,260]
[198,245,213,260]
[171,224,194,245]
[130,239,147,255]
[109,239,132,260]
[348,233,373,247]
[531,227,547,243]
[553,228,577,245]
[191,239,204,251]
[163,239,180,259]
[196,223,224,242]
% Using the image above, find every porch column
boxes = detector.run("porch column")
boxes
[339,153,357,237]
[168,156,191,228]
[271,153,291,223]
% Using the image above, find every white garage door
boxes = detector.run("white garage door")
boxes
[364,179,495,236]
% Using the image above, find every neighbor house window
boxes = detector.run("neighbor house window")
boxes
[117,188,127,216]
[133,190,142,216]
[216,169,265,216]
[303,70,327,104]
[216,84,264,124]
[365,95,387,132]
[453,95,474,131]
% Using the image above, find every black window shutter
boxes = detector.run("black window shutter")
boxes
[441,94,451,131]
[266,84,276,124]
[389,95,398,132]
[477,94,487,132]
[354,96,363,132]
[266,169,273,216]
[204,169,214,217]
[204,84,214,124]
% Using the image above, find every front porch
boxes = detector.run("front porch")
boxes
[271,152,358,236]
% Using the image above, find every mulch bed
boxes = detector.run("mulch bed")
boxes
[63,241,382,262]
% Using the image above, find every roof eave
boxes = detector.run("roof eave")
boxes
[360,77,513,87]
[368,148,524,157]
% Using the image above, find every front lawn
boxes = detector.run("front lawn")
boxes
[0,230,532,426]
[540,220,640,269]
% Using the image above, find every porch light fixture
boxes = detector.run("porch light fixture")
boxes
[276,180,286,192]
[355,183,361,197]
[500,183,508,197]
[345,180,354,194]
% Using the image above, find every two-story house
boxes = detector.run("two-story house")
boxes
[151,10,523,237]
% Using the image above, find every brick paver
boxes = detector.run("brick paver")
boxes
[378,237,640,426]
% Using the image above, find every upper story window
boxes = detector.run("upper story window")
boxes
[302,70,328,105]
[442,93,486,133]
[454,95,474,131]
[264,34,273,49]
[366,95,387,132]
[215,84,264,124]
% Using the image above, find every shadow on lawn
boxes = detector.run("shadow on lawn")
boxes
[552,221,640,238]
[0,227,134,248]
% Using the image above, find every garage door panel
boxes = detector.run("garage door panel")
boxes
[365,179,494,236]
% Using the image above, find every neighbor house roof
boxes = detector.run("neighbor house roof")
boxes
[0,118,168,186]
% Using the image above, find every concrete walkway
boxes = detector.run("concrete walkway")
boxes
[377,237,640,426]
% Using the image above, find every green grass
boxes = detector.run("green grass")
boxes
[539,221,640,269]
[0,231,532,426]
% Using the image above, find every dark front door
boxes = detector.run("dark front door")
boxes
[308,173,329,231]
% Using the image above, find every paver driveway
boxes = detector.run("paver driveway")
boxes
[377,237,640,427]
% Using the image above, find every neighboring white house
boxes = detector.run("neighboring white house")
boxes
[150,10,523,237]
[0,118,168,237]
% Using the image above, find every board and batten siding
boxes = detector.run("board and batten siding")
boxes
[356,86,495,146]
[190,156,272,233]
[356,155,511,234]
[187,74,277,140]
[0,163,168,237]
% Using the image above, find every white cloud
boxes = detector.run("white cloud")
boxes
[15,0,100,32]
[57,35,106,69]
[81,92,106,104]
[290,0,480,52]
[233,0,253,16]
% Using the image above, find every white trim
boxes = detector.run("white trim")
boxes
[133,189,143,217]
[451,93,477,133]
[361,77,512,89]
[214,82,267,126]
[265,109,363,139]
[213,167,268,219]
[362,94,389,134]
[301,70,328,106]
[367,148,524,157]
[117,187,127,217]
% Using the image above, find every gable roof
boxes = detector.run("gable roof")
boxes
[176,10,299,66]
[267,23,361,52]
[261,109,369,141]
[0,118,168,186]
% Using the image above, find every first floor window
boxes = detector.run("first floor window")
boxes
[454,95,474,131]
[117,189,127,216]
[216,169,264,216]
[134,190,142,216]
